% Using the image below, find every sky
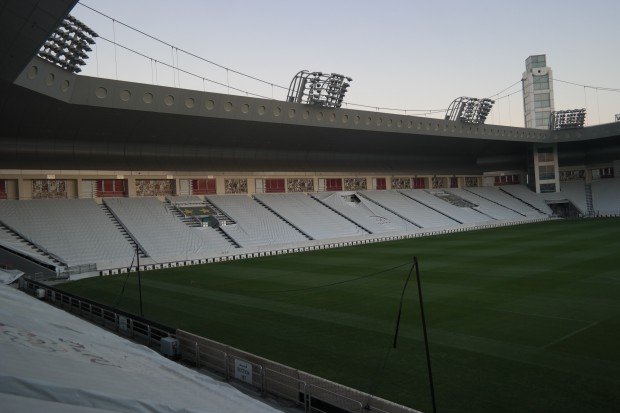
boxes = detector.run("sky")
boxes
[70,0,620,127]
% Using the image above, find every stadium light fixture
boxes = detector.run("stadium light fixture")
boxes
[38,14,98,74]
[445,96,494,124]
[549,109,586,130]
[287,70,352,108]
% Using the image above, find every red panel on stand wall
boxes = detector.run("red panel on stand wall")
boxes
[265,178,285,193]
[494,175,520,186]
[375,178,386,190]
[413,178,426,189]
[96,179,126,197]
[191,179,216,194]
[326,178,343,191]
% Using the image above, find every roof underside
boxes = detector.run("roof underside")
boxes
[0,0,618,175]
[0,78,530,173]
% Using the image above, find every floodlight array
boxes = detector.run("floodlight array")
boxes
[38,14,98,73]
[549,109,586,130]
[445,96,494,124]
[287,70,352,108]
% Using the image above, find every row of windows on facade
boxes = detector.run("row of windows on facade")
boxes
[533,75,550,90]
[525,94,551,110]
[0,176,512,200]
[539,165,556,180]
[524,108,552,127]
[542,167,616,181]
[527,55,547,70]
[5,170,616,200]
[537,146,555,162]
[535,110,551,127]
[557,168,616,181]
[534,93,551,108]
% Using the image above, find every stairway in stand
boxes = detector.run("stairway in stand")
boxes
[585,183,594,216]
[99,203,148,258]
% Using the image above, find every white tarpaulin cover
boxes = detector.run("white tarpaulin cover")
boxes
[0,284,283,413]
[0,268,23,285]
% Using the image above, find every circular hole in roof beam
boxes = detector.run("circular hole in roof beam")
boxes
[120,90,131,101]
[27,66,38,79]
[95,87,107,99]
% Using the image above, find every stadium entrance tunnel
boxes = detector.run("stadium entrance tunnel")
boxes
[546,200,582,218]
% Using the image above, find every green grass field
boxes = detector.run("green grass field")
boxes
[58,218,620,413]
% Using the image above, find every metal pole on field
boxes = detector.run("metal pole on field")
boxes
[136,245,143,317]
[414,256,437,413]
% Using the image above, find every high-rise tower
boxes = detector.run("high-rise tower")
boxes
[522,55,559,193]
[522,55,554,129]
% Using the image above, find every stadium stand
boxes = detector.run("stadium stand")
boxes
[498,185,554,215]
[446,188,528,220]
[0,199,136,269]
[104,197,234,262]
[555,181,588,213]
[254,193,369,239]
[0,223,61,268]
[206,194,309,247]
[398,189,492,224]
[311,192,419,234]
[359,191,444,228]
[591,178,620,215]
[461,186,548,217]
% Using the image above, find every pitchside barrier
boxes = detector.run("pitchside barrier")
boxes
[98,217,552,277]
[177,329,420,413]
[18,278,421,413]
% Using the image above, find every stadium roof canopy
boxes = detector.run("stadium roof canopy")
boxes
[1,0,619,174]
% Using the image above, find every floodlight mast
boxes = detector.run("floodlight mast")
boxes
[445,96,494,124]
[549,109,586,130]
[38,14,98,73]
[286,70,352,108]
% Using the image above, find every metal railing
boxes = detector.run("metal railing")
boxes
[18,278,175,348]
[178,330,419,413]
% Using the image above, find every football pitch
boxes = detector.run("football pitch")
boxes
[58,218,620,413]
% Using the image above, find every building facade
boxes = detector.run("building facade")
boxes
[522,55,555,129]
